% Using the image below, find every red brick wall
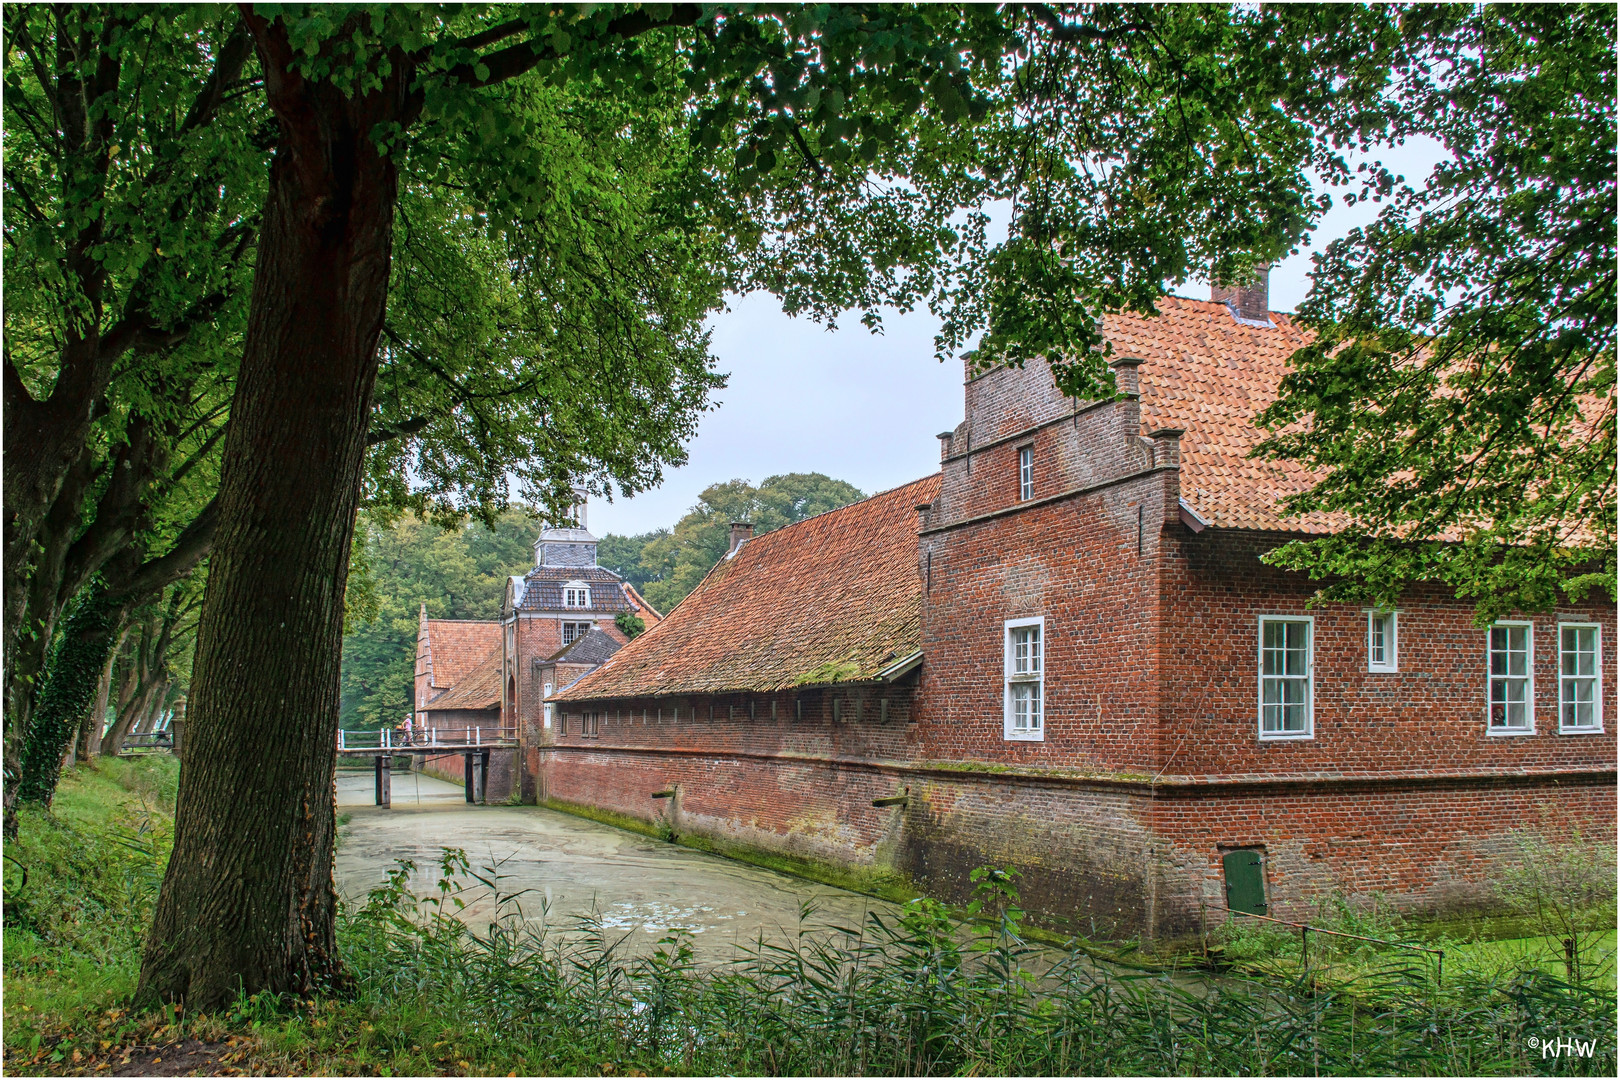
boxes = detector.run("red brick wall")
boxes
[917,472,1172,772]
[1160,528,1618,777]
[1150,775,1616,935]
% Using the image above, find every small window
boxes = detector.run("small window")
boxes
[562,621,592,646]
[1368,611,1398,672]
[542,683,553,729]
[563,582,591,608]
[1004,616,1045,741]
[1558,624,1602,733]
[1018,445,1034,501]
[1488,623,1534,734]
[1259,617,1312,738]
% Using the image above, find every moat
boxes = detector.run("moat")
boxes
[334,770,895,958]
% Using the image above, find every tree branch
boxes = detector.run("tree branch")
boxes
[441,4,705,89]
[113,497,219,605]
[179,16,255,135]
[1026,4,1142,44]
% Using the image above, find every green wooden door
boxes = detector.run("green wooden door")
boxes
[1223,849,1267,915]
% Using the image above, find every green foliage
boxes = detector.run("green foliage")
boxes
[4,757,176,987]
[15,582,122,806]
[1256,5,1616,619]
[338,510,536,729]
[610,472,864,613]
[8,813,1619,1076]
[613,612,646,640]
[595,529,670,597]
[1494,825,1619,985]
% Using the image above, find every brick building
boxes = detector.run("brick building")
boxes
[537,277,1614,941]
[411,503,659,801]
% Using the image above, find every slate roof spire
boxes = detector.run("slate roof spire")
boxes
[535,488,598,568]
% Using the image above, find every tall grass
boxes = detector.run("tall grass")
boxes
[318,851,1614,1076]
[5,763,1614,1076]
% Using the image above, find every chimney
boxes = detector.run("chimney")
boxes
[1212,268,1272,324]
[728,521,754,555]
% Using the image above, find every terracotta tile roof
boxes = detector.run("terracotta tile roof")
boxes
[423,619,501,690]
[423,647,501,712]
[556,475,940,701]
[621,582,663,624]
[1106,295,1343,534]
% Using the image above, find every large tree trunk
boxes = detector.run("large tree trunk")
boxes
[137,16,406,1010]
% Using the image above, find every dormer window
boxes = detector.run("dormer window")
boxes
[563,582,591,608]
[1018,445,1034,501]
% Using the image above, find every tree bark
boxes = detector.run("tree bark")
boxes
[101,637,143,758]
[77,625,128,760]
[137,13,406,1010]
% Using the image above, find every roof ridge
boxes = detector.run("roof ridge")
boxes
[736,472,939,547]
[1159,291,1295,320]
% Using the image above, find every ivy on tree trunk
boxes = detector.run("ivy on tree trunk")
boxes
[10,583,121,819]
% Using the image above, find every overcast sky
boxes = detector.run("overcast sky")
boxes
[586,138,1445,538]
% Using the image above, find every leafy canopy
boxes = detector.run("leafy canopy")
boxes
[1256,4,1616,620]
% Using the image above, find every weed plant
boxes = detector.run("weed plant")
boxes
[5,760,1615,1076]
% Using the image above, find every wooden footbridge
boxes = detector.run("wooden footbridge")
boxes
[337,725,517,807]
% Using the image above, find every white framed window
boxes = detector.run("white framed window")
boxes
[1259,616,1313,739]
[561,621,591,646]
[1003,616,1045,741]
[542,682,554,729]
[1558,623,1602,733]
[1018,445,1034,501]
[1367,610,1398,672]
[563,581,591,608]
[1487,622,1534,734]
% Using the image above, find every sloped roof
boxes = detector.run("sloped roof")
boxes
[512,566,638,613]
[423,647,501,712]
[423,619,501,689]
[621,581,663,624]
[545,627,624,666]
[556,475,940,701]
[1106,295,1341,534]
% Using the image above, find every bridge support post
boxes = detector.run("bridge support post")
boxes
[464,753,475,804]
[479,751,490,805]
[374,755,391,808]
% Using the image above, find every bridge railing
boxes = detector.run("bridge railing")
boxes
[337,725,518,751]
[122,731,174,753]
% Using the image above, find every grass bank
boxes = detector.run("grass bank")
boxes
[5,762,1615,1076]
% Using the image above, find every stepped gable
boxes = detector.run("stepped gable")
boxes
[546,627,624,666]
[1106,295,1339,535]
[423,619,500,691]
[422,647,500,711]
[556,475,940,701]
